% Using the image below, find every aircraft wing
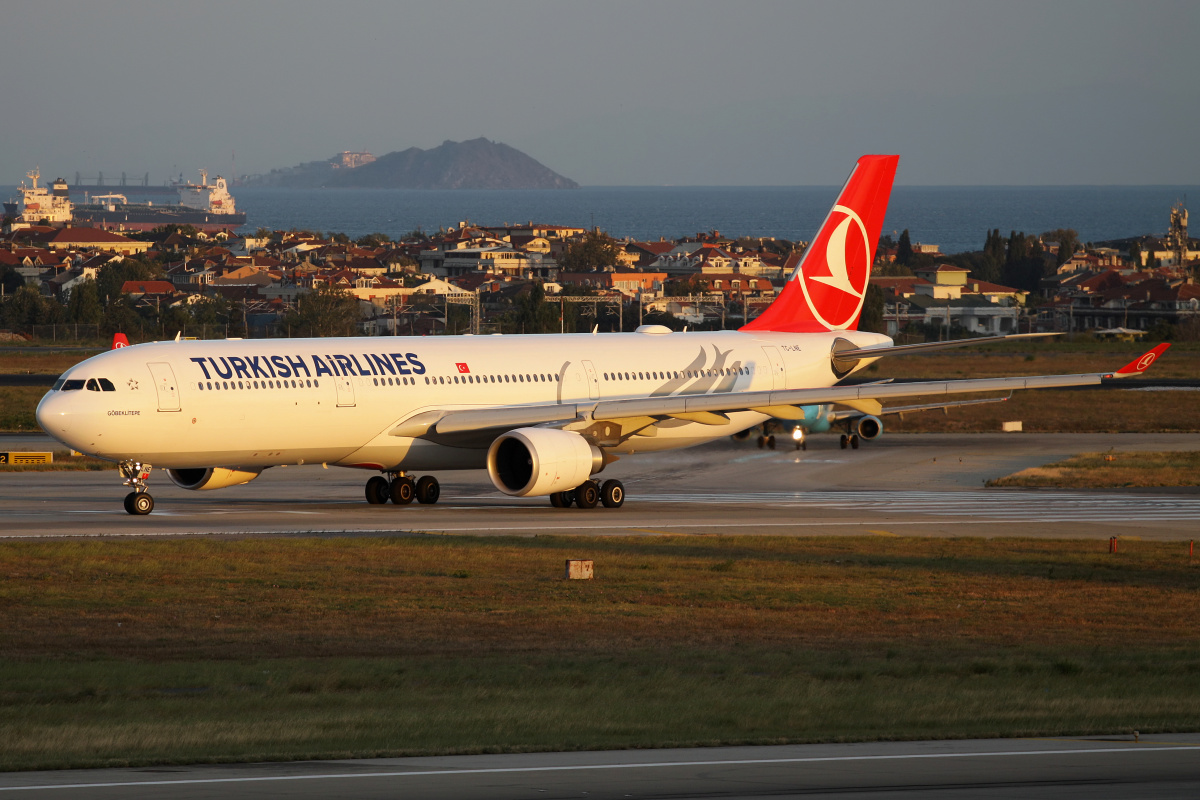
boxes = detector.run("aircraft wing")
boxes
[833,332,1060,360]
[392,344,1168,441]
[827,395,1009,422]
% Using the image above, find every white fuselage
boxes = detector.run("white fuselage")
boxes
[36,328,889,473]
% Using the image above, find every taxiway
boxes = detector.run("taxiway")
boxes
[3,432,1198,539]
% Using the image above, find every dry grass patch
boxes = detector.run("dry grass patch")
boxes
[885,389,1199,433]
[988,451,1200,488]
[2,535,1198,769]
[3,536,1199,659]
[0,350,103,375]
[873,342,1200,381]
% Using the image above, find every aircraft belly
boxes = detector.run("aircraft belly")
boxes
[334,439,488,471]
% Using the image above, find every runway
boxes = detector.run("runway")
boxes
[3,433,1198,539]
[1,736,1198,799]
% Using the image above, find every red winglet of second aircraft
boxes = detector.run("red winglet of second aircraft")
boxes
[1109,343,1171,377]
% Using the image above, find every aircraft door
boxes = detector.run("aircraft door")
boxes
[556,361,590,404]
[761,346,786,390]
[581,360,600,400]
[147,362,181,411]
[335,374,356,407]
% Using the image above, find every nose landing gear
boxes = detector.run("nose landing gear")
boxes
[120,461,154,515]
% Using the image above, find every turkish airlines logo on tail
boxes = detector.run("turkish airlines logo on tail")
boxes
[798,204,872,331]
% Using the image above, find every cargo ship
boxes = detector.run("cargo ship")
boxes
[11,169,246,232]
[73,170,247,232]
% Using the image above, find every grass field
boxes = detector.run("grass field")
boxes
[2,535,1198,770]
[988,451,1200,488]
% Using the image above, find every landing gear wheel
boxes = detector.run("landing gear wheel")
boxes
[550,491,572,508]
[390,476,415,505]
[766,435,776,450]
[600,479,625,508]
[124,491,153,516]
[416,475,440,505]
[365,476,389,504]
[840,434,849,450]
[850,435,860,450]
[757,435,766,449]
[796,440,807,451]
[575,480,600,509]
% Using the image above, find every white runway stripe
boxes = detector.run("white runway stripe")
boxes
[632,490,1200,521]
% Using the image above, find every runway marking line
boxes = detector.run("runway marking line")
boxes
[1,515,1191,540]
[0,745,1195,792]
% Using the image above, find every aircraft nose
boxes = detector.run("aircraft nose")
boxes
[36,391,75,441]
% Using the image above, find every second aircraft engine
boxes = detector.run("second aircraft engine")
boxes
[855,415,883,440]
[487,428,604,497]
[167,467,263,491]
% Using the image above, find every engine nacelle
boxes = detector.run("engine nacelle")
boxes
[167,467,263,491]
[855,415,883,441]
[487,428,603,497]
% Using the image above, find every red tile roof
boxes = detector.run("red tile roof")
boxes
[121,280,176,295]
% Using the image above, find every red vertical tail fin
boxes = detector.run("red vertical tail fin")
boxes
[111,333,129,349]
[741,154,898,333]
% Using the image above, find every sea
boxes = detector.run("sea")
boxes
[7,184,1196,256]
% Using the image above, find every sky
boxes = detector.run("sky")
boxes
[2,0,1197,187]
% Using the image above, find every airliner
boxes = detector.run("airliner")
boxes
[741,395,1009,451]
[36,155,1168,514]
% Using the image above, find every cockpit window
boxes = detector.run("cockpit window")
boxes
[98,378,116,392]
[86,379,101,391]
[53,379,65,390]
[61,379,85,391]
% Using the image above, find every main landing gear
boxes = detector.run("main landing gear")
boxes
[840,433,860,450]
[365,473,440,506]
[120,461,155,516]
[549,479,625,509]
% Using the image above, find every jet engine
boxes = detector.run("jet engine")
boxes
[167,467,263,491]
[855,415,883,441]
[487,428,604,497]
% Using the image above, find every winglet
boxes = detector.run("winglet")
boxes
[111,333,129,349]
[1109,343,1170,378]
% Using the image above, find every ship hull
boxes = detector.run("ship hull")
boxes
[74,207,246,233]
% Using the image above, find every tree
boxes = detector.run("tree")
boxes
[0,265,24,296]
[66,278,103,324]
[663,276,705,296]
[101,296,145,339]
[895,229,914,266]
[857,283,886,334]
[1002,231,1047,292]
[1128,241,1143,268]
[97,259,159,305]
[356,232,391,247]
[1042,228,1080,268]
[280,284,361,337]
[507,283,559,334]
[557,231,622,272]
[2,284,63,328]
